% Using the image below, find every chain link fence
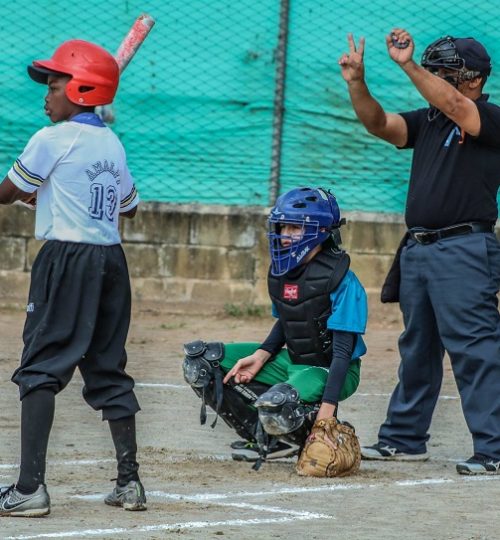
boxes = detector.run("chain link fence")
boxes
[2,0,500,212]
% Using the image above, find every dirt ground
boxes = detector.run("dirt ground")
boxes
[0,300,498,540]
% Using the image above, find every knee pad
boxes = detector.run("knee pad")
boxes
[183,340,225,426]
[254,383,307,436]
[183,340,224,388]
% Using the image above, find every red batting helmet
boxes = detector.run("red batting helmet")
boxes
[28,40,119,106]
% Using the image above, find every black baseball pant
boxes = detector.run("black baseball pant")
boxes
[12,240,140,420]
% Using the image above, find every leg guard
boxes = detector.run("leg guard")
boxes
[213,381,270,442]
[280,423,313,447]
[183,340,270,439]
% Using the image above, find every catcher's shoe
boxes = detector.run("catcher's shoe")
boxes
[456,454,500,475]
[0,484,50,517]
[361,442,429,461]
[231,440,299,462]
[230,440,256,450]
[104,480,147,511]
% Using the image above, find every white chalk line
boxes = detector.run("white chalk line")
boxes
[147,484,365,501]
[5,515,325,540]
[73,492,330,519]
[356,392,459,400]
[1,450,484,471]
[136,382,186,389]
[66,379,463,400]
[0,459,115,471]
[141,384,460,400]
[0,455,235,471]
[9,475,499,540]
[66,380,186,390]
[5,472,500,539]
[72,474,500,505]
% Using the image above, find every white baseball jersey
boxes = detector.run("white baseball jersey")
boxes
[8,113,139,245]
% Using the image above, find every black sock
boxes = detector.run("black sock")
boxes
[108,415,140,486]
[16,389,55,494]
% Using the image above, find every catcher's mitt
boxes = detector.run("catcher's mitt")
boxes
[296,417,361,477]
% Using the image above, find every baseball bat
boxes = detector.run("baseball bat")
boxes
[98,13,156,123]
[115,13,156,73]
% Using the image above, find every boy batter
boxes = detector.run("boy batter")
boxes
[0,39,145,516]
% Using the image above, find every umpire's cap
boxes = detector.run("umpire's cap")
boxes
[454,37,491,75]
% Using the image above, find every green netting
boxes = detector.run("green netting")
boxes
[1,0,499,212]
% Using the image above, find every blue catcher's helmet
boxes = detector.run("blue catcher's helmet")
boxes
[268,187,341,276]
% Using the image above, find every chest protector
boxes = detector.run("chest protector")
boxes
[268,248,350,367]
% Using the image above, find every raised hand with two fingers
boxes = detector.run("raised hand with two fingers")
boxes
[338,33,366,83]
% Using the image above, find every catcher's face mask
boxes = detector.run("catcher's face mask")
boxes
[268,187,341,276]
[254,383,306,435]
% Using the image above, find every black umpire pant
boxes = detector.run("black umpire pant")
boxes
[378,232,500,459]
[12,240,140,420]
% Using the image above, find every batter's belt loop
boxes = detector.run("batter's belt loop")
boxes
[409,222,495,245]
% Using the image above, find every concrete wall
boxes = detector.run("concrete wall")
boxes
[0,202,407,307]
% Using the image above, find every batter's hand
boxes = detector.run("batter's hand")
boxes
[22,193,37,207]
[14,193,37,210]
[223,351,269,384]
[386,28,414,65]
[338,33,365,83]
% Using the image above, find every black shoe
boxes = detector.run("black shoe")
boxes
[231,440,299,462]
[361,442,429,461]
[230,440,257,451]
[456,454,500,475]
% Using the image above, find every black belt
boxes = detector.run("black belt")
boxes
[409,222,495,245]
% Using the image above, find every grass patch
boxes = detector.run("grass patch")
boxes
[160,322,187,330]
[223,303,265,318]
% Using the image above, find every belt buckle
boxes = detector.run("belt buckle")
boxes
[413,231,437,245]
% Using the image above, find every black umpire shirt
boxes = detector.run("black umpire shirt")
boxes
[399,94,500,229]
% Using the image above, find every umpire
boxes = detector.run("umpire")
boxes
[339,28,500,474]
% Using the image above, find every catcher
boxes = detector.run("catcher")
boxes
[182,187,365,476]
